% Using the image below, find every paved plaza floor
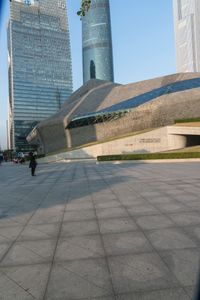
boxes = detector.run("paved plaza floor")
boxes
[0,160,200,299]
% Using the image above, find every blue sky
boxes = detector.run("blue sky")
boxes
[0,0,176,149]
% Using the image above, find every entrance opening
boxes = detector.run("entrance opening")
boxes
[186,135,200,147]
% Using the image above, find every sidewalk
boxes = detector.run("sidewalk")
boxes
[0,161,199,299]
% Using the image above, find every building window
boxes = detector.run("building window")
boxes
[90,60,96,79]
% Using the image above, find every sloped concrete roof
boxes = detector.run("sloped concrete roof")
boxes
[27,72,200,154]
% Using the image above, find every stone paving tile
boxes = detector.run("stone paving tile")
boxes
[116,288,190,299]
[108,253,179,294]
[102,231,153,256]
[0,263,51,299]
[94,200,121,209]
[17,223,60,241]
[66,201,93,211]
[184,286,196,299]
[167,212,200,227]
[154,202,191,213]
[184,225,200,246]
[166,189,187,195]
[75,297,115,300]
[45,260,114,299]
[185,201,200,210]
[1,239,56,266]
[93,195,117,203]
[1,162,200,300]
[67,196,91,204]
[0,271,34,300]
[0,243,12,261]
[60,220,99,237]
[146,196,175,205]
[96,207,129,219]
[59,258,113,290]
[139,191,162,198]
[135,214,175,230]
[0,213,32,227]
[119,198,149,207]
[127,204,160,216]
[173,194,199,203]
[63,209,96,222]
[146,228,197,251]
[0,226,23,243]
[55,235,104,261]
[159,248,200,286]
[29,210,63,225]
[99,217,138,234]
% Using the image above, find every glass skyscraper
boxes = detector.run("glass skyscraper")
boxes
[82,0,114,83]
[8,0,72,152]
[173,0,200,72]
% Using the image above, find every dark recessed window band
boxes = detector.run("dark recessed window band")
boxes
[66,77,200,129]
[83,42,111,51]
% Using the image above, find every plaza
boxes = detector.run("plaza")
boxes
[0,160,200,299]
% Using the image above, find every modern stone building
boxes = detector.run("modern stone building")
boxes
[173,0,200,72]
[27,73,200,156]
[82,0,114,83]
[8,0,72,152]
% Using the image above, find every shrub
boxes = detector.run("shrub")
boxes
[97,152,200,161]
[175,118,200,123]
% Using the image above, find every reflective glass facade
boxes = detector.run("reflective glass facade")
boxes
[82,0,114,83]
[68,77,200,128]
[8,0,72,151]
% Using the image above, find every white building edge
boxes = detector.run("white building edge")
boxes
[173,0,200,72]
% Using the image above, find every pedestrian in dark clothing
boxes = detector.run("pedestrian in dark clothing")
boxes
[29,153,37,176]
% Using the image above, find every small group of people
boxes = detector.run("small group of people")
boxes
[0,150,37,176]
[29,152,37,176]
[13,157,25,164]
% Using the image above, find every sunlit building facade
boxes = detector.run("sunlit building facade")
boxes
[173,0,200,72]
[82,0,114,83]
[8,0,72,151]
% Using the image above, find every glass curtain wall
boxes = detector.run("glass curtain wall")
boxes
[82,0,114,83]
[8,0,72,152]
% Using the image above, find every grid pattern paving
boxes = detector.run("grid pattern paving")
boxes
[0,161,200,299]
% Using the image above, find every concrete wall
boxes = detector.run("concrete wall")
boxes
[67,92,200,148]
[38,125,196,163]
[38,122,67,153]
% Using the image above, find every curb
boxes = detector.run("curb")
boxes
[96,158,200,164]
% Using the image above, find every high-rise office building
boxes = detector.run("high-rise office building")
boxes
[173,0,200,72]
[82,0,114,83]
[8,0,73,151]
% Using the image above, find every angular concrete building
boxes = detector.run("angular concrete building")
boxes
[82,0,114,83]
[173,0,200,72]
[27,73,200,156]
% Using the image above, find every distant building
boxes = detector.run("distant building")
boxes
[82,0,114,83]
[173,0,200,72]
[8,0,73,152]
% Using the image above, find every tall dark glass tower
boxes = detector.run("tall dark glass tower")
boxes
[82,0,114,83]
[8,0,73,152]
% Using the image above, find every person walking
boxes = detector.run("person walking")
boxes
[29,152,37,176]
[0,154,3,165]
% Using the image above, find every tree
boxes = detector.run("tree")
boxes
[77,0,91,18]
